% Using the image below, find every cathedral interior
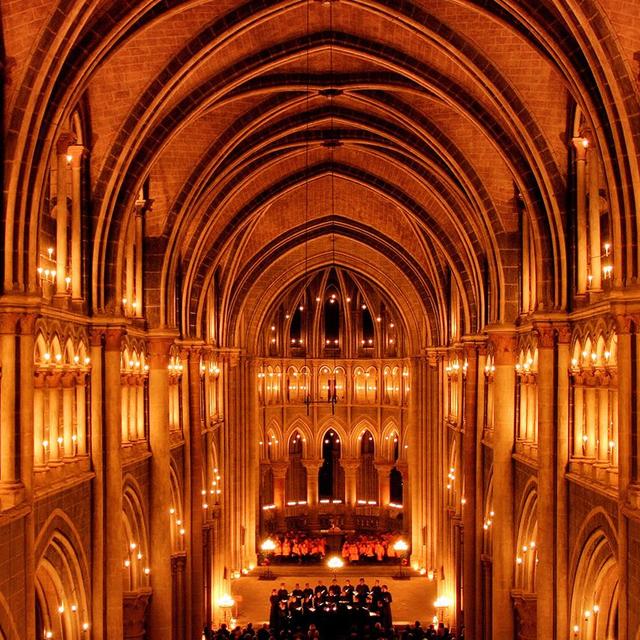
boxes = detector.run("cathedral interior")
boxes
[1,0,640,638]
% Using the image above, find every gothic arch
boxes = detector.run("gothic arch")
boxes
[35,510,91,640]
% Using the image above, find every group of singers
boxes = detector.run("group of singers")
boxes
[268,578,393,634]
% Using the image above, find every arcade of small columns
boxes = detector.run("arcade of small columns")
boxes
[257,360,410,533]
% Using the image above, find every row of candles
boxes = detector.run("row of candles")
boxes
[573,604,601,636]
[38,352,91,367]
[43,602,90,638]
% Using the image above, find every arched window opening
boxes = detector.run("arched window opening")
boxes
[389,467,403,505]
[323,291,340,351]
[357,430,377,504]
[319,430,344,502]
[286,432,307,503]
[361,306,375,352]
[289,307,303,350]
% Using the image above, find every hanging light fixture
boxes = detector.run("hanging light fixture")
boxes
[303,0,338,416]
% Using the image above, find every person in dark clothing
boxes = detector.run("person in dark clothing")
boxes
[314,580,326,597]
[343,579,354,600]
[269,589,280,629]
[380,585,393,629]
[355,577,369,605]
[371,579,382,605]
[277,583,289,602]
[303,582,314,601]
[257,623,270,640]
[328,578,341,602]
[292,583,304,604]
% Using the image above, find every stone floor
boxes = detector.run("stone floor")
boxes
[229,564,439,629]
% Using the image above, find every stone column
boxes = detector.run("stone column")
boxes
[76,374,87,456]
[104,327,125,638]
[68,145,85,302]
[341,458,359,528]
[147,336,174,638]
[555,327,571,638]
[18,313,36,637]
[125,218,134,315]
[374,461,393,507]
[535,324,557,639]
[187,348,205,638]
[89,330,105,640]
[588,148,602,290]
[615,313,637,640]
[171,554,187,640]
[34,376,45,466]
[572,137,588,295]
[462,342,480,639]
[62,374,74,457]
[134,205,145,317]
[48,378,61,463]
[0,313,18,492]
[488,329,516,639]
[55,134,75,297]
[302,459,323,529]
[271,461,289,531]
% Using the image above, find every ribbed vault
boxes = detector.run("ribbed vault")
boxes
[4,0,640,347]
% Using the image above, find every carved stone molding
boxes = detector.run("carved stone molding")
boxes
[123,588,152,640]
[512,591,537,640]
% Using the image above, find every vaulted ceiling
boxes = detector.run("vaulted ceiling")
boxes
[3,1,640,347]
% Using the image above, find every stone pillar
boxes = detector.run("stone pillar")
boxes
[147,336,174,638]
[171,554,187,640]
[55,134,75,297]
[614,313,637,640]
[302,459,323,529]
[34,378,45,466]
[89,330,105,640]
[62,375,74,458]
[489,329,516,639]
[68,145,84,302]
[572,137,588,295]
[271,461,289,531]
[125,218,134,315]
[104,327,125,638]
[76,374,87,455]
[187,348,205,639]
[587,148,602,290]
[535,324,557,639]
[134,205,145,317]
[555,327,571,638]
[341,458,359,528]
[18,313,36,637]
[462,342,480,639]
[0,314,18,491]
[374,462,393,507]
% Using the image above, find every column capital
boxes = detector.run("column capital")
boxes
[532,322,556,349]
[0,312,20,334]
[374,461,394,473]
[301,458,324,472]
[486,325,517,366]
[270,461,289,479]
[571,136,589,160]
[67,144,87,168]
[134,198,154,217]
[340,458,360,474]
[147,334,177,368]
[104,326,126,351]
[56,131,77,154]
[614,313,640,335]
